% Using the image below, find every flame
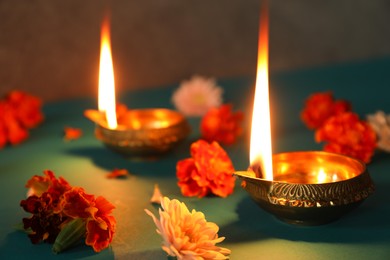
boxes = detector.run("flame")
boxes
[98,18,117,129]
[317,168,327,183]
[249,1,273,180]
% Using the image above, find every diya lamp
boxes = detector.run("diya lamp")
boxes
[234,2,374,225]
[85,18,190,156]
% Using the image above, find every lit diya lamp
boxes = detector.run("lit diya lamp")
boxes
[85,18,190,156]
[234,2,374,225]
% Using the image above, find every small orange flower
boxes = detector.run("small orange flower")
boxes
[315,112,377,163]
[64,127,83,141]
[201,104,243,145]
[301,92,351,129]
[176,140,235,198]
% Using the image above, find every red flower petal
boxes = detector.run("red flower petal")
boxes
[106,168,130,179]
[63,127,83,141]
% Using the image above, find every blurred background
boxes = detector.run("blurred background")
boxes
[0,0,389,101]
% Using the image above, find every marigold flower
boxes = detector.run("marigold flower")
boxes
[6,90,44,128]
[301,92,351,129]
[0,101,28,145]
[367,111,390,152]
[20,170,116,253]
[56,188,116,252]
[176,140,235,198]
[200,104,243,145]
[145,197,231,260]
[0,90,44,148]
[315,112,377,163]
[172,75,223,117]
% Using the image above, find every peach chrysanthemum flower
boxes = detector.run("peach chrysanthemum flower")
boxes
[172,75,223,117]
[367,110,390,152]
[145,197,231,260]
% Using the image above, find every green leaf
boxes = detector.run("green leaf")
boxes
[52,218,86,254]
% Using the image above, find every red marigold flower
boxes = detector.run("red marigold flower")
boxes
[21,170,116,253]
[200,104,243,145]
[85,196,116,252]
[301,92,351,129]
[6,90,44,128]
[176,140,235,198]
[0,90,44,148]
[315,112,377,163]
[55,186,116,252]
[0,101,28,145]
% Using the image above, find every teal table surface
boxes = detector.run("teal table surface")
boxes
[1,57,390,259]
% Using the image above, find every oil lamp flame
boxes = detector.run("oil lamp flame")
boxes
[249,1,273,180]
[98,18,117,129]
[316,168,327,183]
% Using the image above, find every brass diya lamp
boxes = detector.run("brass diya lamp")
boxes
[237,3,374,225]
[85,108,190,156]
[85,18,190,156]
[235,151,375,225]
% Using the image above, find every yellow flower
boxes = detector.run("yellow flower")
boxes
[145,197,231,260]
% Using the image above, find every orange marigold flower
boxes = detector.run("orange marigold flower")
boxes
[315,112,377,163]
[59,188,116,252]
[201,103,243,145]
[301,92,351,129]
[21,170,116,253]
[63,127,83,141]
[176,140,235,198]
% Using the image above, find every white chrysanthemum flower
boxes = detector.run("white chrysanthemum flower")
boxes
[145,197,231,260]
[172,75,223,117]
[367,110,390,152]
